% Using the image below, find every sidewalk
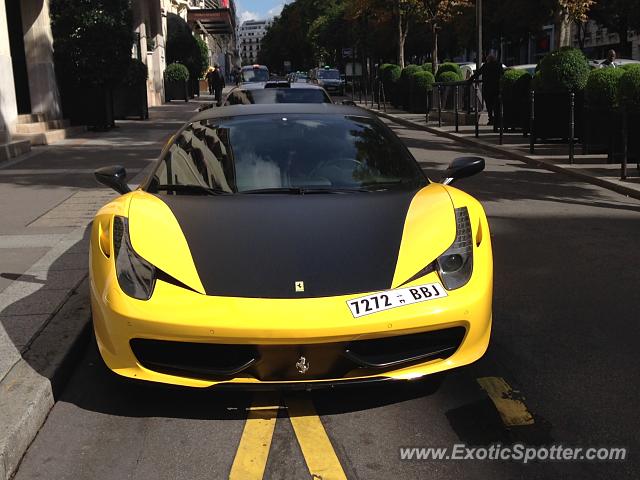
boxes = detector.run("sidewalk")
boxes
[0,95,216,480]
[359,103,640,200]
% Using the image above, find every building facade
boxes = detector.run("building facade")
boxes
[571,20,640,60]
[238,19,272,65]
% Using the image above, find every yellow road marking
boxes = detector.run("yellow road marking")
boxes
[285,394,348,480]
[477,377,535,426]
[229,394,279,480]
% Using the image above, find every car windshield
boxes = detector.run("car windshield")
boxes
[318,70,340,80]
[242,68,269,82]
[148,114,426,194]
[224,89,331,105]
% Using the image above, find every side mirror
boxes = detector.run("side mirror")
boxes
[442,156,485,185]
[95,165,131,194]
[341,100,356,106]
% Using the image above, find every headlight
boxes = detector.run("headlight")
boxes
[113,216,156,300]
[436,207,473,290]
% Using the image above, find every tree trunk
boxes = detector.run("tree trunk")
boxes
[553,7,572,49]
[397,8,405,68]
[431,23,438,75]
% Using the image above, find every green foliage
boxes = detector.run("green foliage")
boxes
[410,70,435,113]
[50,0,133,87]
[436,62,462,81]
[121,58,148,87]
[384,65,402,84]
[164,63,189,82]
[538,47,590,93]
[167,14,207,81]
[501,69,530,100]
[437,71,462,83]
[422,63,433,74]
[618,67,640,113]
[585,67,625,110]
[620,63,640,72]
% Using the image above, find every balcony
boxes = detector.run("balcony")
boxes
[188,1,236,35]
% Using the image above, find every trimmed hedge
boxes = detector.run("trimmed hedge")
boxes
[380,64,402,105]
[165,62,189,82]
[538,47,590,92]
[436,62,462,81]
[437,70,462,84]
[620,63,640,72]
[618,66,640,113]
[410,70,435,113]
[422,62,433,74]
[585,67,625,110]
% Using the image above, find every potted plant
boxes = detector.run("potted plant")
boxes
[380,64,401,107]
[500,69,532,131]
[399,65,422,110]
[51,0,134,130]
[583,67,625,154]
[164,63,190,102]
[410,70,435,113]
[532,47,590,141]
[113,58,149,120]
[618,65,640,162]
[435,67,463,111]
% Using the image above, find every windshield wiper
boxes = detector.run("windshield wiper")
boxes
[156,184,231,195]
[241,187,371,195]
[241,187,304,195]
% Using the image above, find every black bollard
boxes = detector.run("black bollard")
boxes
[499,94,504,145]
[438,84,442,128]
[621,107,628,180]
[454,85,459,133]
[529,90,535,154]
[569,92,575,165]
[474,81,479,138]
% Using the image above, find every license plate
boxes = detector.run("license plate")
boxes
[347,283,448,318]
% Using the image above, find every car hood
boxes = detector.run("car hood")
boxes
[127,185,456,298]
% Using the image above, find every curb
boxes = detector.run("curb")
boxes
[0,279,91,480]
[366,107,640,201]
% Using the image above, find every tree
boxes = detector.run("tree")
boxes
[591,0,640,57]
[422,0,472,73]
[553,0,594,49]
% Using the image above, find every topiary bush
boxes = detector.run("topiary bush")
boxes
[585,68,625,111]
[618,67,640,113]
[436,62,462,81]
[121,58,148,87]
[538,47,590,92]
[165,63,190,82]
[501,69,531,130]
[619,63,640,72]
[422,62,433,74]
[410,70,435,113]
[437,71,462,84]
[501,69,529,94]
[380,64,401,105]
[399,65,422,109]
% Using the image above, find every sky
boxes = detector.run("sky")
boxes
[235,0,292,24]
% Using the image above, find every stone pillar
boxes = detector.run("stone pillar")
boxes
[0,0,18,134]
[20,0,62,118]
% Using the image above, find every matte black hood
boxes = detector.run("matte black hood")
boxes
[157,191,419,298]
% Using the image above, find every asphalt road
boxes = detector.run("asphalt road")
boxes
[13,106,640,480]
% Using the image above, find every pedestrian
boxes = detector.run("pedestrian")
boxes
[205,67,215,95]
[600,49,617,68]
[469,54,504,129]
[211,64,226,106]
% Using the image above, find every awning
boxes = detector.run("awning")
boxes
[188,8,235,35]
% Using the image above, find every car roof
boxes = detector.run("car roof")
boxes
[241,65,268,70]
[190,103,371,123]
[235,82,324,91]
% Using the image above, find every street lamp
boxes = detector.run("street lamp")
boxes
[476,0,482,71]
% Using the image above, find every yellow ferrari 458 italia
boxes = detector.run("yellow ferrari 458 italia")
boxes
[90,104,492,389]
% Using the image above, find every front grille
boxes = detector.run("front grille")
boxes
[130,327,466,382]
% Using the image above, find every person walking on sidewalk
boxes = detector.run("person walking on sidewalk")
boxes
[211,64,226,106]
[205,67,215,95]
[469,54,504,128]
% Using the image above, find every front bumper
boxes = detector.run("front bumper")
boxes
[91,266,492,389]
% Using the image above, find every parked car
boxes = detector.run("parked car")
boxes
[506,64,537,75]
[222,81,332,105]
[91,103,492,388]
[589,58,640,69]
[240,64,270,83]
[310,66,344,96]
